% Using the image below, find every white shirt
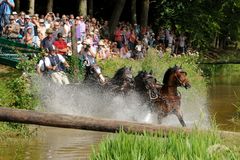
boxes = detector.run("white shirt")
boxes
[44,54,65,67]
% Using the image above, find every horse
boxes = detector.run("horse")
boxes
[153,65,191,127]
[106,66,135,94]
[83,64,106,86]
[134,70,160,102]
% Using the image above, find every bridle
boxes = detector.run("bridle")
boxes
[143,74,159,100]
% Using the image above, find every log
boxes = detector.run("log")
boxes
[0,107,239,138]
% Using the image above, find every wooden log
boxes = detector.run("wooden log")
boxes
[0,107,239,138]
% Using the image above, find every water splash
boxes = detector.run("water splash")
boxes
[32,76,210,128]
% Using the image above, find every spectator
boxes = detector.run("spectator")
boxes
[37,19,46,41]
[0,0,15,35]
[3,14,20,38]
[52,21,64,40]
[24,15,34,37]
[53,32,68,56]
[40,28,54,50]
[23,26,33,45]
[16,11,25,36]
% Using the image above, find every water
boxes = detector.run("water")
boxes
[0,126,107,160]
[207,72,240,131]
[1,64,240,159]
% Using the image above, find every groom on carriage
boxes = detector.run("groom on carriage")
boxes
[79,39,106,84]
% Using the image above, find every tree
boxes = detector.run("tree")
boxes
[79,0,87,16]
[88,0,93,16]
[28,0,35,15]
[140,0,149,28]
[131,0,137,24]
[109,0,126,39]
[15,0,20,12]
[47,0,54,13]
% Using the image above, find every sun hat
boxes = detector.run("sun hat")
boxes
[45,28,53,34]
[39,19,45,23]
[25,15,31,19]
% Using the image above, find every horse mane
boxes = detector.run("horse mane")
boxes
[112,67,126,81]
[162,66,181,84]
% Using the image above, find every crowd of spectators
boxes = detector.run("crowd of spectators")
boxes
[1,11,189,59]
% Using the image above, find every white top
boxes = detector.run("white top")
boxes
[44,54,65,67]
[37,59,45,71]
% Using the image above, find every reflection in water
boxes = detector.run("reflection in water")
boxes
[0,126,108,160]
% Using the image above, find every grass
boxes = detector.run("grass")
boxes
[98,49,207,108]
[90,129,240,160]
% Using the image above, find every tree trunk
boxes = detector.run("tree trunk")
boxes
[79,0,87,16]
[140,0,149,28]
[15,0,20,12]
[131,0,137,24]
[28,0,35,15]
[71,25,79,81]
[47,0,54,13]
[109,0,126,39]
[87,0,93,17]
[0,107,240,138]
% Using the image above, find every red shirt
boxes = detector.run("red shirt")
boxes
[53,39,67,55]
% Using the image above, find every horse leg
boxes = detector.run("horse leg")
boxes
[175,110,186,127]
[157,111,166,124]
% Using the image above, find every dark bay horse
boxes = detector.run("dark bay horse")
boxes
[106,66,135,94]
[153,65,191,127]
[83,64,106,86]
[134,70,160,102]
[84,65,134,94]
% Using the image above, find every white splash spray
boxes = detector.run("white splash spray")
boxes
[32,76,210,128]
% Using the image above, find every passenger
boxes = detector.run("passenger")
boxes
[80,40,105,83]
[44,45,70,85]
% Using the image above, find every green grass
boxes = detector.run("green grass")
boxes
[98,49,207,107]
[90,130,239,160]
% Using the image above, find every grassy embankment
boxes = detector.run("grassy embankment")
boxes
[0,65,38,136]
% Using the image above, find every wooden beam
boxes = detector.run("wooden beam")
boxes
[0,107,239,138]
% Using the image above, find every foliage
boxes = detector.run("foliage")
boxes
[0,65,38,134]
[91,129,239,160]
[67,55,85,82]
[150,0,240,50]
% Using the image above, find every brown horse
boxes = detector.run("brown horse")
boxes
[153,65,191,127]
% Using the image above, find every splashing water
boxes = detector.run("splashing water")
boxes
[32,76,210,128]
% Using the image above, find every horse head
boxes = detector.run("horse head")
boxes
[134,70,159,100]
[163,65,191,89]
[111,66,135,92]
[85,64,106,85]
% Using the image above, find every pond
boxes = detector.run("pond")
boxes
[204,64,240,132]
